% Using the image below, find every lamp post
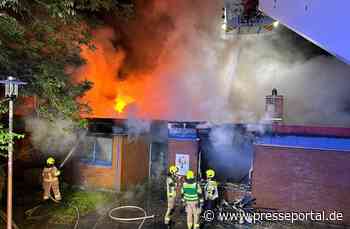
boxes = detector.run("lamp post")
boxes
[0,76,26,229]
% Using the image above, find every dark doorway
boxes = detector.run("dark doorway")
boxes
[198,124,254,184]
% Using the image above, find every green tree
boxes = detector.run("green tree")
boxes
[0,0,133,119]
[0,0,134,154]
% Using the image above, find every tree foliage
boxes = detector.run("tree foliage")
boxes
[0,0,134,155]
[0,0,133,119]
[0,101,24,155]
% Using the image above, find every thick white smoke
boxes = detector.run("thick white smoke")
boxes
[229,33,350,126]
[125,116,151,141]
[206,124,254,182]
[72,0,350,126]
[24,117,77,156]
[117,0,350,126]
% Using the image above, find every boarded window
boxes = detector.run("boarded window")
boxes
[80,136,113,166]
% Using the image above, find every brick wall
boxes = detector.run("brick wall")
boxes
[252,145,350,224]
[168,140,199,176]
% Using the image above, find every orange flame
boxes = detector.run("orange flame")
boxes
[73,27,183,120]
[114,94,134,113]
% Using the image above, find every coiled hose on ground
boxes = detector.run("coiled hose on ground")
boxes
[26,200,154,229]
[108,206,155,229]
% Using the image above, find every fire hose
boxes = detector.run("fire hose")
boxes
[26,131,154,229]
[24,131,88,229]
[108,206,155,229]
[24,132,85,227]
[25,199,80,229]
[59,130,87,169]
[93,204,155,229]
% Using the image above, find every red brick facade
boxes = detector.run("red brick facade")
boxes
[252,145,350,224]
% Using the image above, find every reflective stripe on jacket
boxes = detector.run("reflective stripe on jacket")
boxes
[204,180,218,200]
[166,176,177,198]
[181,181,203,202]
[42,166,60,182]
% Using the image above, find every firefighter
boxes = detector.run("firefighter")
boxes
[42,157,62,201]
[203,169,219,210]
[181,170,204,229]
[164,165,179,227]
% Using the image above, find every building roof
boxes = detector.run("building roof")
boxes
[257,135,350,152]
[272,124,350,138]
[256,124,350,152]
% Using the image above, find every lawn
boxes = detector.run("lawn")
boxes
[48,188,115,224]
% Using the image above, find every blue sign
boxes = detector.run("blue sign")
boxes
[168,127,197,140]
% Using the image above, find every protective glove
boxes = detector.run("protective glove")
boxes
[55,170,61,176]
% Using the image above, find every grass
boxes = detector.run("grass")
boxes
[48,188,115,224]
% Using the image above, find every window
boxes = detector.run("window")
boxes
[80,136,113,166]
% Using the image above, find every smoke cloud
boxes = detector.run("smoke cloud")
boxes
[25,117,77,156]
[73,0,350,127]
[204,124,254,182]
[125,115,151,141]
[229,32,350,126]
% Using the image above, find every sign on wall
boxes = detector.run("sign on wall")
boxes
[176,153,190,176]
[168,122,198,140]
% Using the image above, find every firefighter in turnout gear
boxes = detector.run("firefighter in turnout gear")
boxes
[164,165,179,227]
[203,169,219,210]
[42,157,62,201]
[181,170,204,229]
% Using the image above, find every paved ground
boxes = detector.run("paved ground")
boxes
[2,182,348,229]
[4,182,248,229]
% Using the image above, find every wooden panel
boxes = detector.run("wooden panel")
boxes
[76,163,116,189]
[120,136,149,190]
[114,135,123,191]
[73,138,117,190]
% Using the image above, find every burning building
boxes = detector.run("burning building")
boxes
[168,122,200,176]
[70,120,202,191]
[70,119,150,191]
[1,1,350,228]
[15,0,349,225]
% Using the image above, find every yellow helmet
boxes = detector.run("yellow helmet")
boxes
[206,169,215,178]
[186,170,194,180]
[169,165,178,175]
[46,157,55,165]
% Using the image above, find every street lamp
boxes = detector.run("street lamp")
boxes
[0,76,26,229]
